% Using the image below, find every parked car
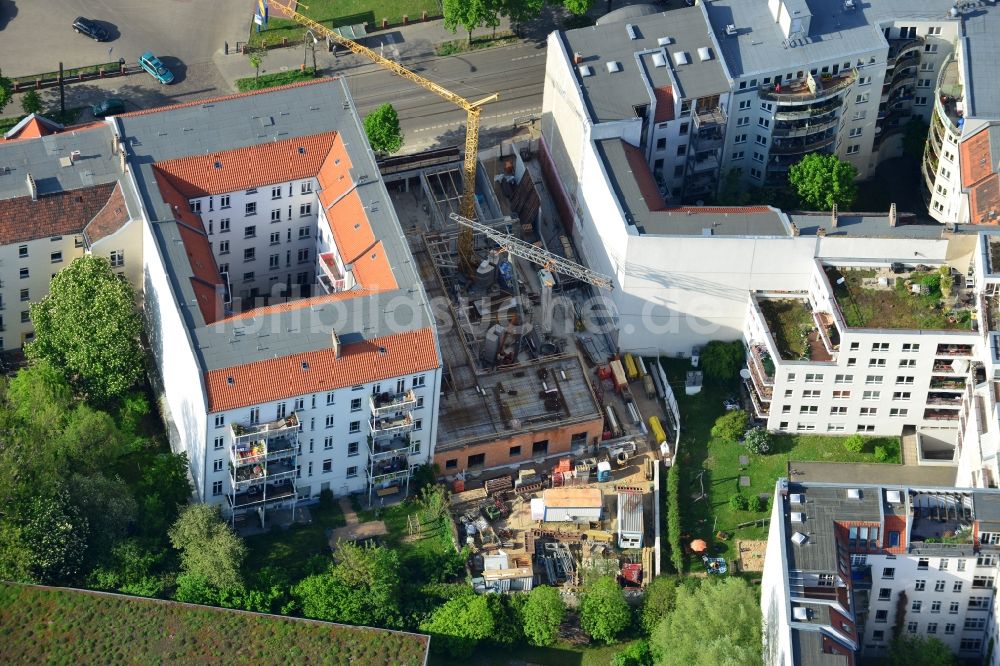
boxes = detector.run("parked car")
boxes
[138,52,174,84]
[91,98,126,118]
[72,17,108,42]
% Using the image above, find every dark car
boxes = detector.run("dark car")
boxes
[73,17,108,41]
[91,98,126,118]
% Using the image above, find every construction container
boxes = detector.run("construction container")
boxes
[617,490,644,549]
[596,461,612,482]
[642,374,656,399]
[623,353,638,381]
[609,359,627,392]
[541,488,603,522]
[648,416,667,447]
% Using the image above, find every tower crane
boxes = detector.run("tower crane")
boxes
[449,213,613,290]
[269,2,497,273]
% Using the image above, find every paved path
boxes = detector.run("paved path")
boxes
[339,496,359,526]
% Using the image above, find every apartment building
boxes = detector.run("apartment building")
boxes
[762,477,1000,664]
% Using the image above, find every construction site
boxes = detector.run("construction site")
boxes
[380,140,683,592]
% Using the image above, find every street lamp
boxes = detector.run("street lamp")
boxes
[304,29,318,73]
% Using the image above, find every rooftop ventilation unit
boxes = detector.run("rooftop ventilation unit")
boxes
[790,493,804,504]
[791,512,805,523]
[673,51,690,66]
[791,531,808,545]
[792,607,810,621]
[658,36,672,46]
[886,490,902,504]
[847,488,862,500]
[578,65,594,77]
[607,61,622,73]
[698,46,713,61]
[652,52,667,67]
[626,24,639,40]
[726,24,738,36]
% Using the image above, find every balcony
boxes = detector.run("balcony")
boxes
[744,378,770,418]
[933,360,968,374]
[930,377,966,391]
[230,459,296,489]
[887,37,924,66]
[747,345,775,388]
[772,115,838,139]
[759,70,856,105]
[687,152,719,175]
[230,413,300,447]
[771,131,836,156]
[367,453,412,483]
[935,55,964,137]
[228,482,296,509]
[936,344,974,357]
[370,412,414,435]
[368,432,418,458]
[924,408,960,421]
[230,435,296,468]
[694,106,726,129]
[317,252,348,294]
[926,392,963,406]
[369,389,417,417]
[775,99,842,120]
[692,127,725,151]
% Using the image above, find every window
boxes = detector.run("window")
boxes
[896,376,914,385]
[755,135,767,146]
[349,421,360,434]
[214,415,225,428]
[216,194,230,209]
[271,186,282,199]
[860,407,877,417]
[219,240,230,255]
[800,405,818,414]
[914,580,926,591]
[413,375,426,388]
[445,459,457,470]
[969,596,990,609]
[927,623,937,634]
[802,390,821,399]
[346,466,358,478]
[779,422,789,431]
[760,102,772,112]
[242,271,255,282]
[269,254,280,269]
[782,405,792,414]
[906,622,918,634]
[757,118,770,129]
[301,181,313,194]
[244,225,256,239]
[850,342,860,351]
[931,601,941,613]
[804,373,823,383]
[875,609,888,623]
[973,576,994,589]
[927,26,942,35]
[827,423,845,432]
[243,248,255,262]
[110,250,125,268]
[858,75,871,86]
[855,93,870,104]
[214,436,224,450]
[849,127,863,138]
[869,359,886,367]
[731,151,745,160]
[912,600,923,613]
[865,375,883,385]
[245,202,257,216]
[892,391,911,400]
[655,138,666,151]
[949,601,960,613]
[863,390,880,400]
[939,558,949,570]
[19,268,28,280]
[830,405,848,414]
[271,208,281,222]
[348,441,359,457]
[322,459,332,473]
[915,96,928,106]
[889,408,908,417]
[299,203,312,217]
[324,436,333,450]
[924,43,938,53]
[676,144,687,156]
[965,617,986,631]
[509,445,522,457]
[738,99,751,110]
[19,289,28,302]
[846,144,860,155]
[297,248,310,263]
[960,639,982,652]
[957,559,966,571]
[49,251,63,264]
[935,581,946,593]
[752,151,764,163]
[846,357,857,366]
[736,117,750,127]
[834,374,853,384]
[872,630,884,642]
[882,567,895,579]
[852,110,866,120]
[213,458,224,473]
[945,623,956,635]
[878,588,892,601]
[917,78,932,88]
[733,134,747,146]
[219,218,230,233]
[350,397,362,412]
[212,481,223,496]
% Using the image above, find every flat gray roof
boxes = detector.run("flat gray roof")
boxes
[789,213,949,239]
[788,461,957,486]
[0,124,120,200]
[559,6,730,123]
[792,630,850,666]
[703,0,957,79]
[785,482,882,572]
[117,79,431,373]
[963,8,1000,118]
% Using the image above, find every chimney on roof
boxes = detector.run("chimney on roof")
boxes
[332,330,341,359]
[573,52,583,65]
[790,222,799,237]
[119,146,127,174]
[25,173,37,201]
[889,202,897,227]
[831,203,838,228]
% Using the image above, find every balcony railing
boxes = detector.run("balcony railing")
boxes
[930,378,966,391]
[367,459,412,484]
[744,378,770,418]
[759,70,856,105]
[936,344,974,357]
[924,409,960,421]
[775,99,842,120]
[230,459,296,489]
[772,116,839,138]
[230,413,300,447]
[369,389,417,417]
[368,433,418,458]
[228,482,296,509]
[694,106,726,129]
[370,412,414,435]
[771,132,836,155]
[887,37,924,66]
[747,346,775,389]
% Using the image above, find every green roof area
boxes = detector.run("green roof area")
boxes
[757,298,813,360]
[826,266,974,330]
[0,583,429,666]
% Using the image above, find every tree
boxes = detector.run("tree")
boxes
[562,0,593,14]
[27,255,143,403]
[843,434,865,454]
[499,0,543,35]
[667,461,683,573]
[19,488,90,584]
[522,585,565,646]
[701,340,744,382]
[248,50,265,80]
[443,0,493,43]
[168,504,246,590]
[640,576,677,635]
[612,640,653,666]
[68,472,137,568]
[0,69,12,114]
[743,427,772,455]
[580,576,631,643]
[889,635,956,666]
[134,452,191,540]
[652,578,762,666]
[711,410,748,441]
[420,594,496,657]
[21,89,42,116]
[788,152,858,211]
[363,103,404,155]
[88,538,166,598]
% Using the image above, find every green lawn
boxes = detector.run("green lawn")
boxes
[826,267,970,330]
[249,0,441,47]
[235,68,316,92]
[243,500,346,581]
[0,583,428,665]
[661,359,900,566]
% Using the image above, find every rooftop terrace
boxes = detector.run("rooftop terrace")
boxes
[757,297,834,362]
[825,266,976,331]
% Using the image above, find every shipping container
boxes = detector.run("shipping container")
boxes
[609,359,627,392]
[617,491,644,549]
[648,416,667,446]
[623,353,638,381]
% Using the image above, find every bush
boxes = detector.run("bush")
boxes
[920,272,941,293]
[711,410,748,441]
[874,445,889,462]
[21,90,42,116]
[743,427,772,455]
[667,462,683,573]
[701,340,744,381]
[610,639,653,666]
[748,495,764,513]
[843,434,865,454]
[940,274,954,297]
[729,494,749,512]
[640,577,677,635]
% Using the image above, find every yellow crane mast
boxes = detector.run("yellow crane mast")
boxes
[269,1,497,273]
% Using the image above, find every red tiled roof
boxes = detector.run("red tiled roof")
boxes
[350,240,398,291]
[118,78,338,118]
[327,189,376,264]
[970,176,1000,225]
[6,116,50,140]
[152,169,207,232]
[0,183,117,245]
[84,181,130,243]
[317,133,355,206]
[176,222,224,324]
[221,289,370,322]
[153,132,338,197]
[653,86,674,123]
[961,128,993,189]
[621,141,666,211]
[204,327,439,412]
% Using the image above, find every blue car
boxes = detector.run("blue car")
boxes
[139,52,174,84]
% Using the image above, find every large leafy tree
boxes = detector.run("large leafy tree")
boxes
[27,255,143,403]
[561,0,593,14]
[701,340,744,382]
[443,0,494,44]
[134,452,192,540]
[640,576,678,635]
[889,635,956,666]
[18,488,91,584]
[420,593,496,657]
[168,504,246,590]
[499,0,543,34]
[652,578,762,666]
[522,585,565,646]
[580,576,631,643]
[0,69,12,114]
[788,152,858,211]
[363,103,404,155]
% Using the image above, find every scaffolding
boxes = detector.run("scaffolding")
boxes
[228,413,300,529]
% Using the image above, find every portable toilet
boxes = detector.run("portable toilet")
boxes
[597,461,612,482]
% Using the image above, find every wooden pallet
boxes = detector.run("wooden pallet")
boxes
[514,481,543,495]
[485,475,513,495]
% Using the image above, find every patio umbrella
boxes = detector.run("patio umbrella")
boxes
[690,539,708,553]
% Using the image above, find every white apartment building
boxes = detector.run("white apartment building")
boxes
[0,80,442,528]
[762,477,1000,665]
